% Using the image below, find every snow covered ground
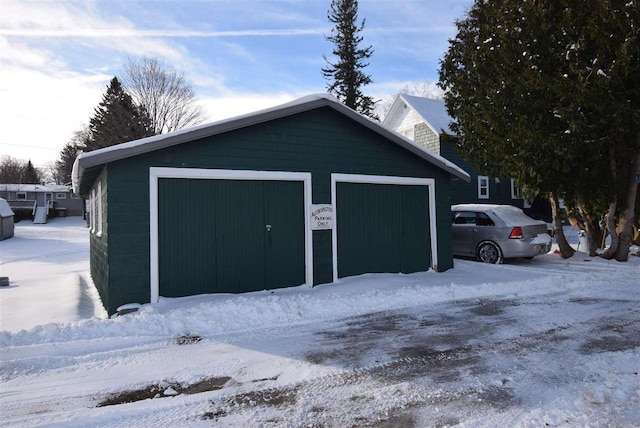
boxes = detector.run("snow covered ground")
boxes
[0,218,638,427]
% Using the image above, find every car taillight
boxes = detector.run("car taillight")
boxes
[509,227,523,239]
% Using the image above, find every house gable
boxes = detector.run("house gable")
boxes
[383,94,523,207]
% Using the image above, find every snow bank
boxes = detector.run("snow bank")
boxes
[3,255,637,348]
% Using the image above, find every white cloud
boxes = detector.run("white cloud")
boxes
[0,0,188,63]
[0,28,329,38]
[0,0,227,165]
[0,63,108,165]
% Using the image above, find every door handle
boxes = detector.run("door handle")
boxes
[266,224,272,246]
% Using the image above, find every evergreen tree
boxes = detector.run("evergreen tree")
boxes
[54,127,90,184]
[22,160,41,184]
[322,0,377,118]
[439,0,639,261]
[84,77,153,152]
[54,142,81,185]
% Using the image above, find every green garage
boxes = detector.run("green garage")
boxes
[73,94,469,315]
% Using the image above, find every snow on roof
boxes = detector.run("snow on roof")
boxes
[73,93,470,193]
[0,198,14,217]
[398,94,454,135]
[0,184,72,193]
[75,93,339,165]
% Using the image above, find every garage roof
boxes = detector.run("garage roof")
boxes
[73,94,470,194]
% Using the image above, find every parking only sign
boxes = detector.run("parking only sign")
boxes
[310,204,334,230]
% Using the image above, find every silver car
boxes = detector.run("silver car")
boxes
[451,204,552,263]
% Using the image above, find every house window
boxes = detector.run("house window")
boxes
[16,192,27,201]
[56,193,67,199]
[96,181,103,236]
[511,179,522,199]
[71,193,80,199]
[478,176,489,199]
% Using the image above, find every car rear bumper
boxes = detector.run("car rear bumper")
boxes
[501,234,552,258]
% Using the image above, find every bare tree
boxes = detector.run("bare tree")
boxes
[122,57,206,134]
[0,155,25,184]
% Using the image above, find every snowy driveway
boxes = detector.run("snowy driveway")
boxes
[190,289,640,426]
[2,258,639,427]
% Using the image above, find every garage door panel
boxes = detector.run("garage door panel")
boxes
[336,181,430,279]
[215,180,266,293]
[265,181,305,289]
[400,185,430,273]
[337,183,402,278]
[159,178,218,297]
[158,177,305,298]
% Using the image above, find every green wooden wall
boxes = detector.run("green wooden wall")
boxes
[440,142,524,208]
[96,107,454,314]
[89,170,110,311]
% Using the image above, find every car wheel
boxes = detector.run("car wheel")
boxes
[476,241,503,264]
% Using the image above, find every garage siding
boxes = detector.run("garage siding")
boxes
[102,107,453,314]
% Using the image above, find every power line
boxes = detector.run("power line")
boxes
[0,142,60,151]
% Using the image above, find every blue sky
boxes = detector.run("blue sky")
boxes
[0,0,472,167]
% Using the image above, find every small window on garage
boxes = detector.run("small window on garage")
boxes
[90,188,95,232]
[478,176,489,199]
[476,212,495,226]
[56,193,67,199]
[16,192,27,200]
[453,211,476,225]
[96,181,103,236]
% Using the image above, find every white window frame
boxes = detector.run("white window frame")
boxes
[90,188,95,232]
[330,173,438,281]
[510,178,522,199]
[16,191,27,201]
[56,193,67,199]
[478,175,489,199]
[96,180,103,236]
[149,167,313,304]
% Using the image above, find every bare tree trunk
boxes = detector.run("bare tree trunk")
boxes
[550,193,575,258]
[600,200,619,259]
[613,150,640,261]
